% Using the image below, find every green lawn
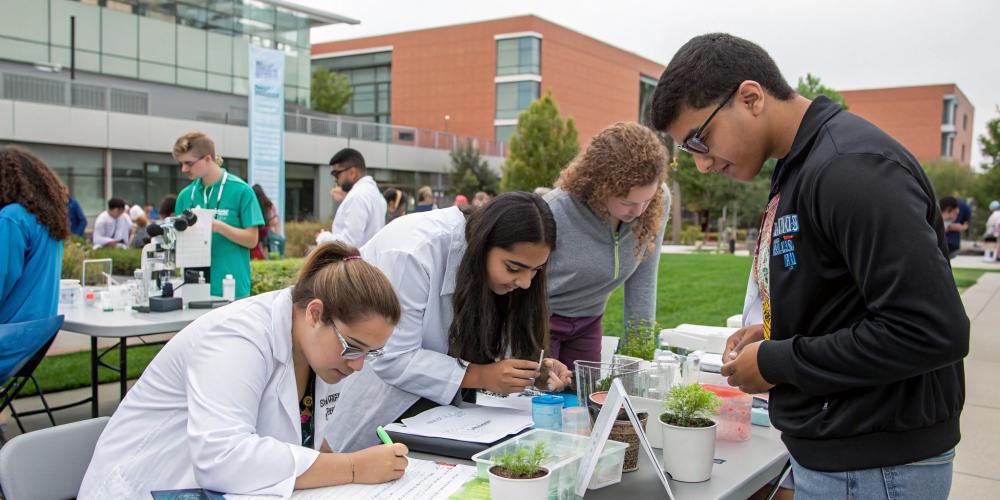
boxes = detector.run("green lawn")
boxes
[21,344,163,397]
[953,268,989,293]
[19,255,994,397]
[602,253,752,337]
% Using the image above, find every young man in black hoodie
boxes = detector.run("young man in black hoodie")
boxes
[649,34,968,499]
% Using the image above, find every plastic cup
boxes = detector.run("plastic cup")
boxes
[562,406,591,436]
[531,394,564,431]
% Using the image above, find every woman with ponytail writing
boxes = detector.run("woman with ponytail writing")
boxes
[80,242,409,497]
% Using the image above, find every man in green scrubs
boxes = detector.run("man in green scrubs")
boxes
[172,132,264,299]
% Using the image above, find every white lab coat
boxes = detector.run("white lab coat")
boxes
[79,289,329,499]
[325,207,469,452]
[742,271,764,327]
[317,175,387,247]
[91,210,132,249]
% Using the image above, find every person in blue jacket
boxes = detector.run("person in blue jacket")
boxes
[66,185,87,237]
[0,146,68,373]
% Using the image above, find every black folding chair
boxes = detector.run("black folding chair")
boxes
[0,315,64,443]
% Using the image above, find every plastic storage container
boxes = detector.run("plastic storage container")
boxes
[471,429,629,498]
[704,384,752,441]
[59,279,82,306]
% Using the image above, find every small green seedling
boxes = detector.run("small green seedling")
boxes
[492,442,549,479]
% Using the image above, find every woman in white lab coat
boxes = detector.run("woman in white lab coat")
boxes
[326,192,575,452]
[79,242,409,499]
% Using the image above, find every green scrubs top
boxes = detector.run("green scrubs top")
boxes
[176,169,264,298]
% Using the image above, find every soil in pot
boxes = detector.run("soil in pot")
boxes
[659,413,715,428]
[489,465,549,480]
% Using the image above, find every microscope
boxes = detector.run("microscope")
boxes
[138,210,202,312]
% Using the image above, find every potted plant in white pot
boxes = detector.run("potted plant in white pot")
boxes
[659,383,722,482]
[487,442,551,499]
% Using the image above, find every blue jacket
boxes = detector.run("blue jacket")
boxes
[0,203,63,324]
[68,196,87,236]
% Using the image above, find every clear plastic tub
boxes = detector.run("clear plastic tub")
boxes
[470,429,629,498]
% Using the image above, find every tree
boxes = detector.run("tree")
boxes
[671,151,772,232]
[449,139,499,196]
[921,160,977,198]
[980,106,1000,170]
[797,73,848,110]
[310,67,353,114]
[500,92,579,192]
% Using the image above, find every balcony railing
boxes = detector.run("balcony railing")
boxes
[0,70,505,157]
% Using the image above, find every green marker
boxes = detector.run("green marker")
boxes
[376,425,393,445]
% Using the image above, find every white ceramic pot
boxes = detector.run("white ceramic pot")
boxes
[631,396,665,448]
[488,466,551,500]
[658,414,717,482]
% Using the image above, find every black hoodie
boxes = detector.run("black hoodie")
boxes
[755,97,969,472]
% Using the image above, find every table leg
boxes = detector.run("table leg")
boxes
[119,339,128,401]
[90,336,98,418]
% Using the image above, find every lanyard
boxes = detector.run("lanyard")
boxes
[191,171,228,209]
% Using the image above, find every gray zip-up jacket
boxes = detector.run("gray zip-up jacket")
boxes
[543,187,669,324]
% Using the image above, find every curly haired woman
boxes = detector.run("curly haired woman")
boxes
[1,146,68,324]
[544,122,671,370]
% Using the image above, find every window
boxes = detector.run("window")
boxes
[961,144,966,163]
[285,163,316,221]
[963,113,968,131]
[639,75,658,123]
[111,151,185,208]
[941,132,955,158]
[941,97,958,126]
[496,81,539,120]
[496,125,517,144]
[18,143,106,217]
[313,51,392,124]
[496,37,540,76]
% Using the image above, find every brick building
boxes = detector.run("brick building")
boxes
[311,15,666,148]
[840,84,975,166]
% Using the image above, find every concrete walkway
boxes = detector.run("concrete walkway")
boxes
[4,272,1000,498]
[951,271,1000,497]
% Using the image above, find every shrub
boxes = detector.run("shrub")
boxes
[61,238,141,279]
[679,225,704,245]
[61,238,89,279]
[251,258,304,295]
[284,221,327,258]
[90,247,142,276]
[618,319,659,361]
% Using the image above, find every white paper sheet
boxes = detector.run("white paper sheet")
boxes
[475,390,534,413]
[288,458,476,499]
[384,405,533,444]
[174,208,214,268]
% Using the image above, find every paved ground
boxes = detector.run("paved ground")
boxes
[4,266,999,498]
[950,271,1000,497]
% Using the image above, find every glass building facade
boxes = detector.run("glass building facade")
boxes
[312,50,392,124]
[0,0,329,105]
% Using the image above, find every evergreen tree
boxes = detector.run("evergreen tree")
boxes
[449,139,499,196]
[500,92,580,192]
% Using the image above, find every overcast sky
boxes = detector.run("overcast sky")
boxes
[294,0,998,168]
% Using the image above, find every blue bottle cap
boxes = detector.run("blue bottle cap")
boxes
[532,394,565,406]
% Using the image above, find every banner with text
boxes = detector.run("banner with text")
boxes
[248,45,284,236]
